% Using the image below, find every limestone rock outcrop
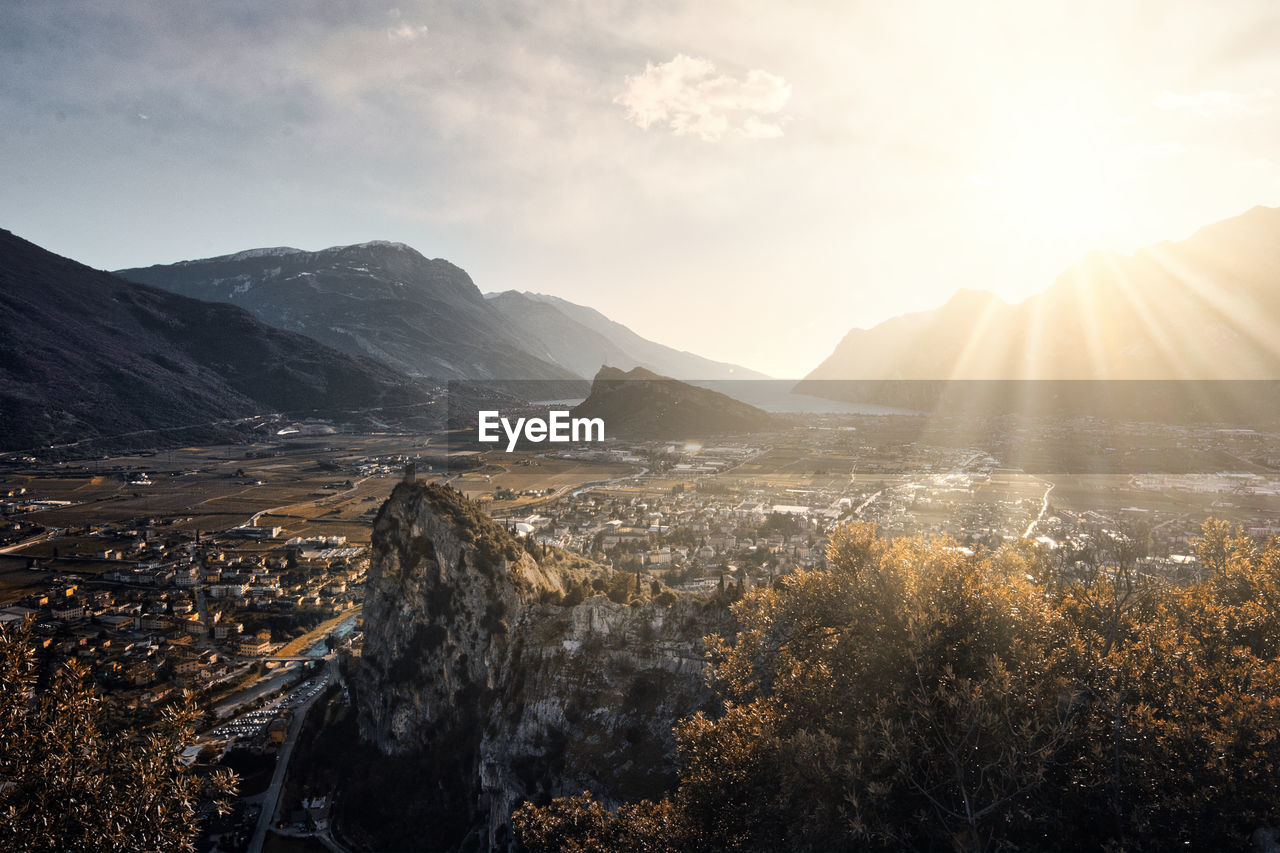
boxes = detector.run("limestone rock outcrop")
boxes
[351,482,722,851]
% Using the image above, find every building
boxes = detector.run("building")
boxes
[236,636,272,657]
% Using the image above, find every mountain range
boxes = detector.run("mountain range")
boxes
[801,205,1280,384]
[117,245,763,386]
[486,291,768,380]
[8,201,1280,454]
[117,243,580,386]
[0,230,429,452]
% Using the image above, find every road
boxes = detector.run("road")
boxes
[0,531,52,555]
[248,475,375,527]
[1022,479,1056,539]
[247,658,336,853]
[482,463,650,511]
[273,608,360,658]
[852,489,883,517]
[852,451,986,521]
[0,414,273,458]
[212,664,304,719]
[569,465,649,497]
[464,463,649,533]
[209,609,356,719]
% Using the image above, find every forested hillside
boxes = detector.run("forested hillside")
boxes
[517,520,1280,852]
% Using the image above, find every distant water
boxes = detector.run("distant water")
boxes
[536,381,914,414]
[686,380,916,414]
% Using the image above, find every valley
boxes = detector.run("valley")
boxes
[6,401,1280,850]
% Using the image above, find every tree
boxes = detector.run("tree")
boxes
[515,522,1280,852]
[562,581,586,608]
[0,621,235,852]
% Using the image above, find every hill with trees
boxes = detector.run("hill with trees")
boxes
[572,366,778,439]
[516,520,1280,852]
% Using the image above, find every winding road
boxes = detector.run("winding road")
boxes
[1022,479,1056,539]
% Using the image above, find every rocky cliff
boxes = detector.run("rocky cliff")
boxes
[349,481,723,851]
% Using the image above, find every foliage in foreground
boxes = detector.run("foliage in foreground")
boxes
[0,622,236,852]
[515,520,1280,852]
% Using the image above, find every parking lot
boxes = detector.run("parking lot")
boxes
[205,671,331,743]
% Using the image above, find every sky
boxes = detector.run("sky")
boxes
[4,1,1280,377]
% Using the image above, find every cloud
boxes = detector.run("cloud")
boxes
[741,115,784,139]
[614,54,791,141]
[387,21,429,43]
[1152,89,1273,117]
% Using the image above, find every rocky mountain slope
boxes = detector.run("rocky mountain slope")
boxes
[0,229,429,452]
[117,242,582,386]
[572,366,778,439]
[486,290,767,380]
[801,205,1280,382]
[346,480,724,850]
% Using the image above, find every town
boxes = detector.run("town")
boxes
[464,414,1280,593]
[3,412,1280,851]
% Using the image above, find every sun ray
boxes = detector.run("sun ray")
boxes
[1095,250,1197,379]
[1140,245,1280,377]
[947,293,1009,379]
